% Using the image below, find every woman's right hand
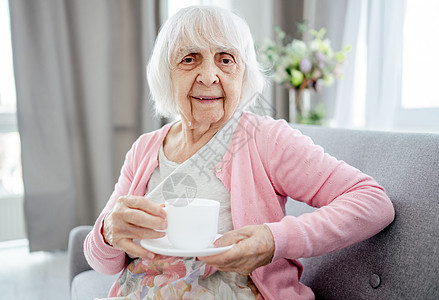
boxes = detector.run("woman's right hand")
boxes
[102,195,167,259]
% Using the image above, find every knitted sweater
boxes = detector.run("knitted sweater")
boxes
[84,111,395,299]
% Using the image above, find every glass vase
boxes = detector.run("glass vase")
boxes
[289,88,311,123]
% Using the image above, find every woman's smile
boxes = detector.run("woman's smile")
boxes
[191,96,224,104]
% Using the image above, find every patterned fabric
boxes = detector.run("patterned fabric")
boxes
[103,256,210,299]
[98,256,256,299]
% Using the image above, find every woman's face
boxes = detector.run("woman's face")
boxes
[170,45,245,129]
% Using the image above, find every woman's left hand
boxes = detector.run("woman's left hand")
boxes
[198,224,275,276]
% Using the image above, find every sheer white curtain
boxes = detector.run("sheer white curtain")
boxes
[364,0,407,130]
[332,0,363,128]
[332,0,407,130]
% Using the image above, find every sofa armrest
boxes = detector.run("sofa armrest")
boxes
[68,225,93,287]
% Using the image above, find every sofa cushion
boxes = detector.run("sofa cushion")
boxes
[71,270,119,300]
[288,125,439,300]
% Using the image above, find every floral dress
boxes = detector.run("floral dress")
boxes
[109,256,209,299]
[104,255,257,299]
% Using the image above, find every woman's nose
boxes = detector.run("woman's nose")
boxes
[196,61,219,86]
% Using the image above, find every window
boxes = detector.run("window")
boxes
[392,0,439,132]
[0,0,22,197]
[0,0,25,243]
[349,0,439,132]
[401,0,439,109]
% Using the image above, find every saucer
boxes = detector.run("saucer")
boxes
[140,234,233,257]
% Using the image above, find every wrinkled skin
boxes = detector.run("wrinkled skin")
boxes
[103,195,167,259]
[199,224,275,276]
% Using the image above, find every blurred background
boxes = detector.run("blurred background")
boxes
[0,0,438,298]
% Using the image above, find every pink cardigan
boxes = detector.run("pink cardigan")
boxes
[84,112,395,299]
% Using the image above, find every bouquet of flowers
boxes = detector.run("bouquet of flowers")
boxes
[258,24,351,124]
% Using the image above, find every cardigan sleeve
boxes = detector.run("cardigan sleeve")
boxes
[83,137,140,275]
[263,120,395,262]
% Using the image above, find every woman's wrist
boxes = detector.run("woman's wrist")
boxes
[102,213,113,246]
[262,224,276,264]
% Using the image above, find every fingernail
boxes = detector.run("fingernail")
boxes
[161,221,167,230]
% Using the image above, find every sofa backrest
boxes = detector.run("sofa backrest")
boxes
[286,124,439,300]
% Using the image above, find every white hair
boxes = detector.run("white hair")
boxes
[147,5,266,118]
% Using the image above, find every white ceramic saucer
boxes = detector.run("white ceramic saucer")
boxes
[140,234,233,257]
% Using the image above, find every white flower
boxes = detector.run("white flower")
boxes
[292,40,308,57]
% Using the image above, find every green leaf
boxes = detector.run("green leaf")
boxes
[297,21,308,33]
[274,26,286,40]
[334,52,346,63]
[291,69,304,87]
[317,28,327,40]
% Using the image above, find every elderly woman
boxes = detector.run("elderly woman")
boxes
[84,6,394,300]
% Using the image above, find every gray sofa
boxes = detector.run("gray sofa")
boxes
[68,124,439,299]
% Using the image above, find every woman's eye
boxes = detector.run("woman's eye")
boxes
[218,53,235,65]
[182,57,194,63]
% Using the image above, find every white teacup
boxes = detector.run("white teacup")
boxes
[165,198,220,250]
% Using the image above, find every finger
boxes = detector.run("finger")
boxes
[122,209,167,231]
[199,240,244,266]
[117,238,155,260]
[127,225,166,240]
[200,245,255,275]
[120,196,166,218]
[113,221,166,240]
[213,229,248,247]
